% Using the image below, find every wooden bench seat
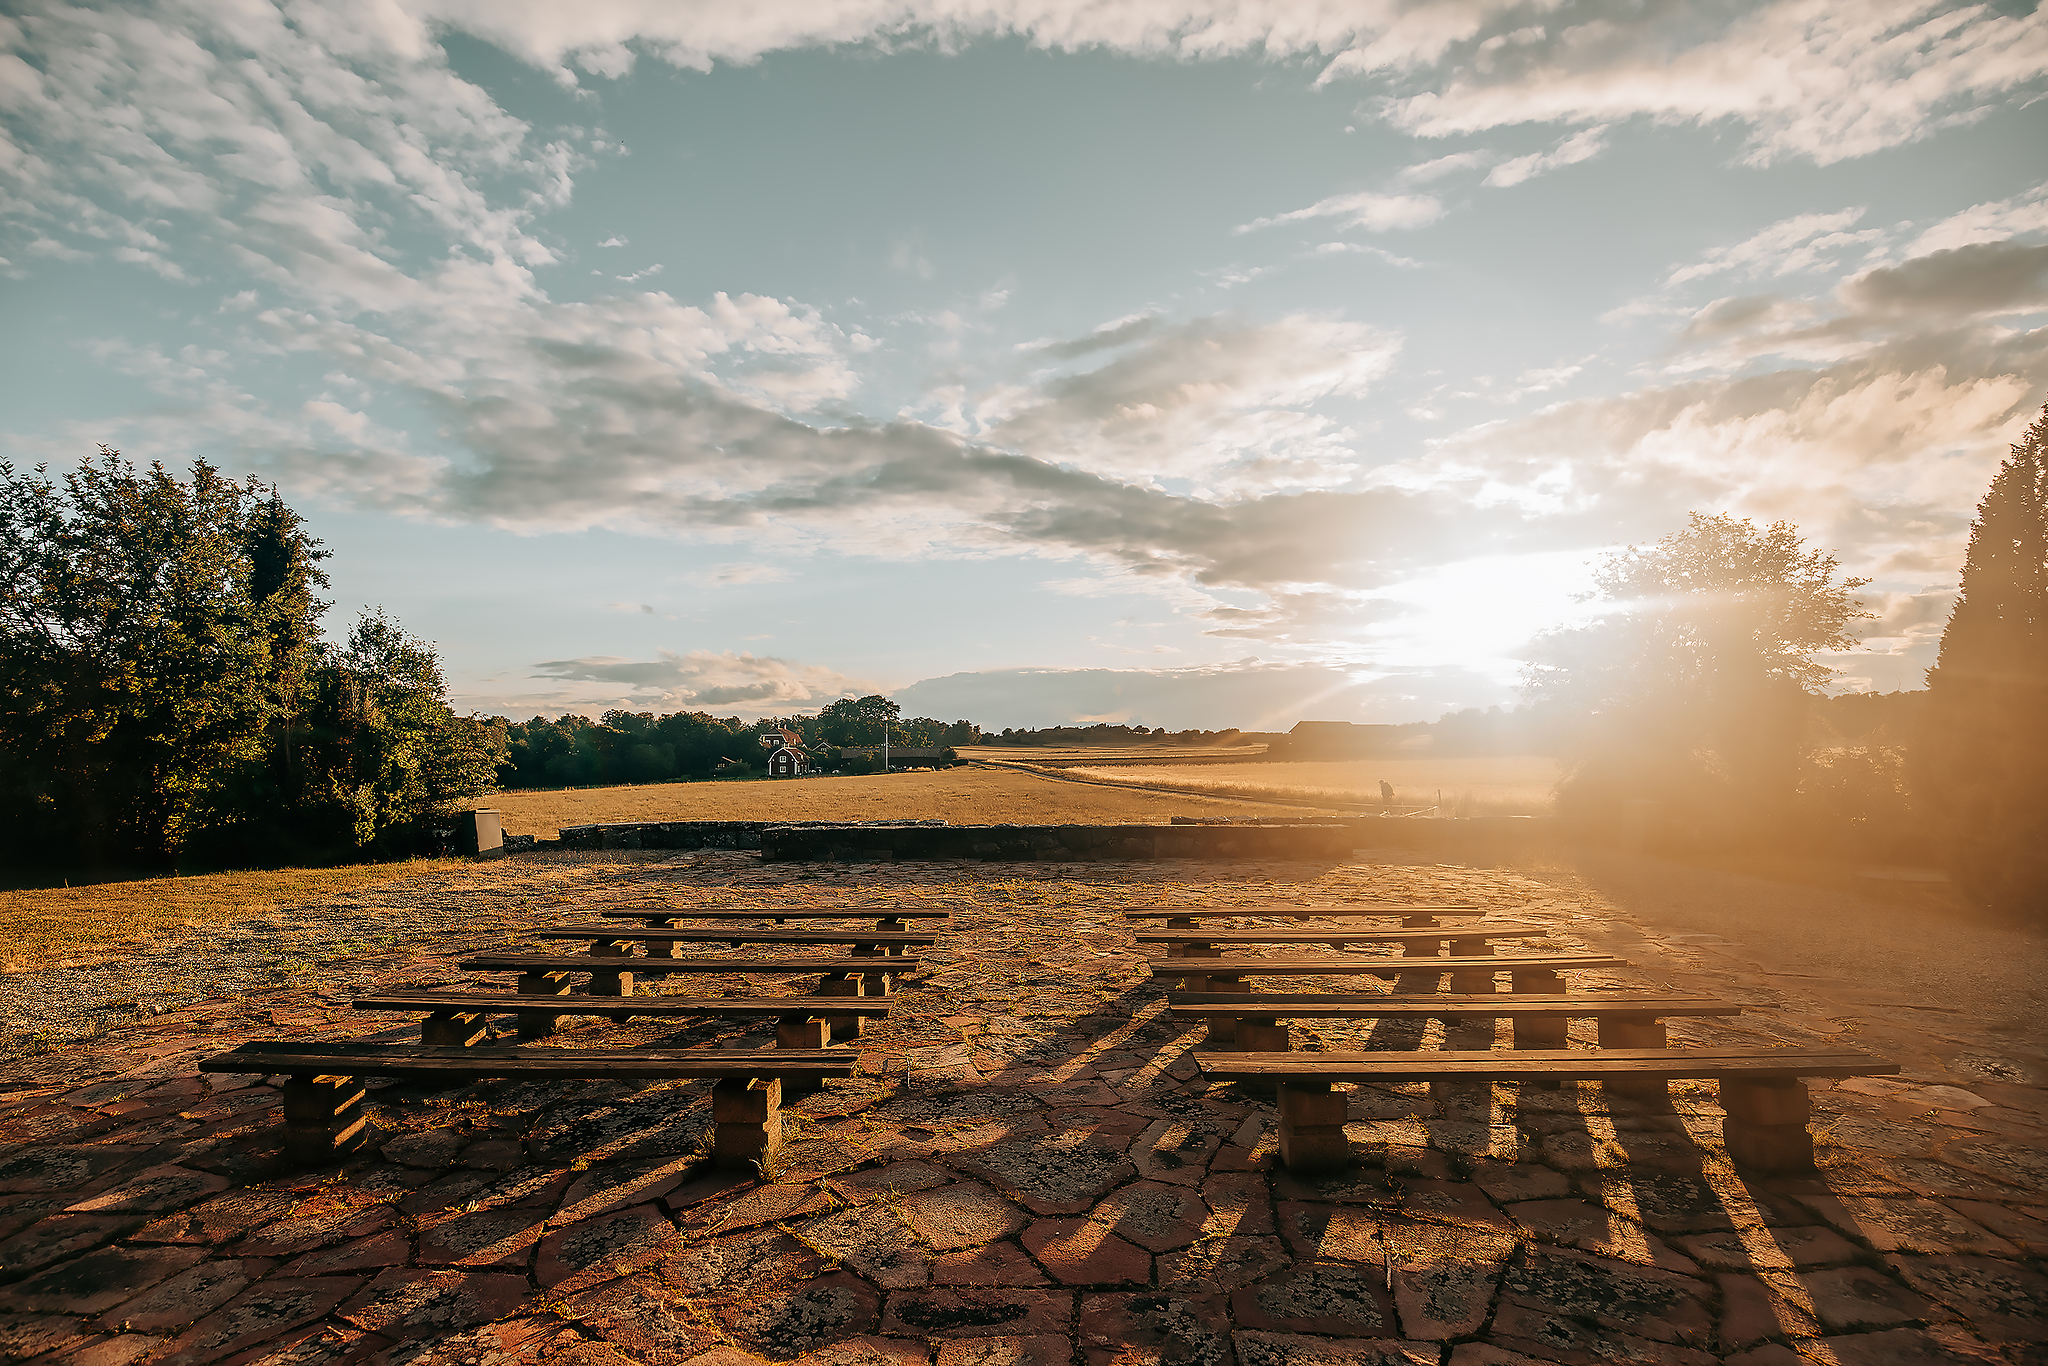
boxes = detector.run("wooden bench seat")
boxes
[535,927,936,957]
[1140,924,1544,954]
[1195,1047,1897,1175]
[1169,991,1740,1055]
[1126,905,1484,927]
[351,990,895,1048]
[602,909,950,928]
[1152,953,1628,994]
[200,1041,857,1168]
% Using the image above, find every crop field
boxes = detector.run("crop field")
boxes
[1042,754,1564,814]
[485,763,1338,836]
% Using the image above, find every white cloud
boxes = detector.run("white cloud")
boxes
[1666,209,1883,287]
[1377,0,2048,166]
[1483,125,1608,188]
[1236,190,1444,236]
[1393,151,1492,184]
[528,648,872,712]
[1907,181,2048,257]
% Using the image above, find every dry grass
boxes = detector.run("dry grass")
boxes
[485,765,1339,836]
[1048,755,1564,815]
[0,859,467,969]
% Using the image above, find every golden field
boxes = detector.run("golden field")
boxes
[0,860,467,968]
[1043,755,1564,815]
[485,764,1337,836]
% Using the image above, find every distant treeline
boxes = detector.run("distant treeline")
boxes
[980,722,1261,747]
[495,696,979,788]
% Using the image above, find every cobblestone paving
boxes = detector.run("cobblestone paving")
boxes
[0,850,2042,1365]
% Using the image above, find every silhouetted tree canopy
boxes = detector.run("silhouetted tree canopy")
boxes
[1529,512,1869,840]
[1916,403,2048,919]
[0,451,497,867]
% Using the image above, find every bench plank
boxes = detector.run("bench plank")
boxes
[460,955,920,974]
[201,1041,858,1079]
[535,928,937,946]
[1168,993,1739,1018]
[351,992,895,1017]
[1124,905,1484,921]
[1150,954,1624,978]
[1138,924,1543,946]
[600,909,951,922]
[1196,1048,1893,1082]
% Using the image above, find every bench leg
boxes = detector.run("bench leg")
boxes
[1400,915,1441,928]
[282,1074,368,1165]
[1513,971,1569,1089]
[645,938,677,959]
[877,917,908,932]
[777,1017,830,1049]
[585,943,634,998]
[1275,1081,1349,1173]
[422,1011,487,1047]
[1173,943,1220,994]
[517,971,571,1040]
[1599,1016,1672,1104]
[815,973,866,1040]
[712,1077,783,1170]
[1721,1078,1815,1174]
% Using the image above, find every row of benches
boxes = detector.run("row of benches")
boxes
[1129,907,1894,1172]
[201,898,1895,1176]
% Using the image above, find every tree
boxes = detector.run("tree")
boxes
[817,694,900,745]
[1528,513,1868,840]
[1916,403,2048,918]
[0,450,329,863]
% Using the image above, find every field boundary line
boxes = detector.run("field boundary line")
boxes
[968,759,1383,815]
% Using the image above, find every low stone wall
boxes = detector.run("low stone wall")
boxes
[556,819,946,851]
[759,822,1355,862]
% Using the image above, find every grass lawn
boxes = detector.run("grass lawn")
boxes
[0,860,468,969]
[485,764,1342,836]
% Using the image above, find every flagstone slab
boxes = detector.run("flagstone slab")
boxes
[1885,1254,2048,1342]
[932,1335,1068,1366]
[1232,1261,1400,1336]
[725,1272,882,1358]
[1274,1201,1379,1262]
[279,1228,413,1276]
[1157,1234,1292,1292]
[1077,1291,1231,1366]
[415,1207,546,1269]
[536,1203,679,1292]
[800,1202,933,1289]
[881,1289,1071,1340]
[230,1202,393,1257]
[1019,1218,1149,1286]
[65,1165,228,1214]
[1088,1179,1207,1252]
[1798,1195,2019,1255]
[0,1146,149,1195]
[0,1243,205,1314]
[931,1241,1049,1286]
[1673,1224,1862,1270]
[1503,1199,1697,1270]
[0,1213,146,1277]
[900,1182,1027,1251]
[664,1228,828,1300]
[562,1275,724,1362]
[689,1182,836,1235]
[1498,1246,1713,1344]
[93,1257,272,1332]
[335,1267,533,1340]
[1392,1257,1501,1340]
[1233,1332,1438,1366]
[152,1274,364,1366]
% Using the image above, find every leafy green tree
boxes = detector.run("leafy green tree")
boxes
[1528,513,1868,841]
[0,450,327,863]
[817,694,900,745]
[285,609,504,854]
[1916,403,2048,917]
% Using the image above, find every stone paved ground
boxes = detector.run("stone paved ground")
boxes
[0,850,2043,1366]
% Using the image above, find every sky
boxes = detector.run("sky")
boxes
[2,1,2045,730]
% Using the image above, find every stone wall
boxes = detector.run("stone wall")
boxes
[555,819,946,851]
[758,822,1355,862]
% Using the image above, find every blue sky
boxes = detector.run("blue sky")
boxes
[3,1,2045,728]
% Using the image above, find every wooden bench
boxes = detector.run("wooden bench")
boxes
[603,909,950,930]
[1126,904,1484,928]
[535,926,936,958]
[1152,953,1628,996]
[1195,1048,1897,1175]
[200,1041,857,1169]
[351,990,895,1047]
[1171,992,1741,1086]
[1139,924,1545,958]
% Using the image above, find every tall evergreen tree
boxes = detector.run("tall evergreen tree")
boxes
[1917,403,2048,918]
